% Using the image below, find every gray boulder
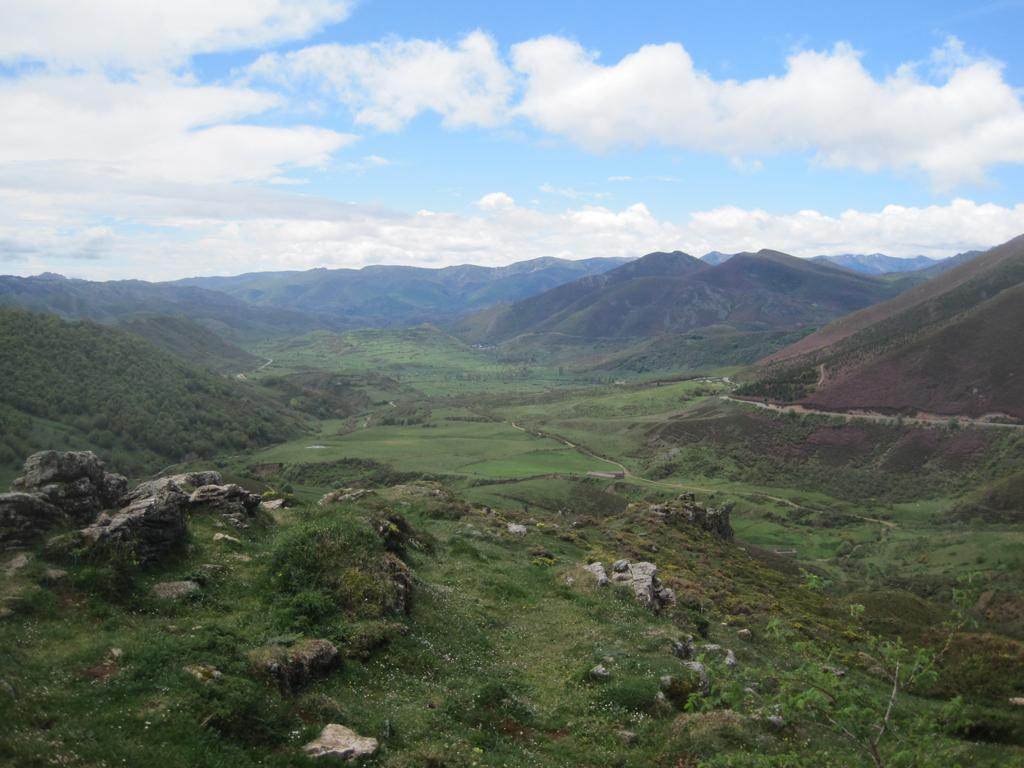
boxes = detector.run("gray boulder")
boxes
[0,492,66,548]
[123,471,223,504]
[584,562,609,586]
[623,561,676,613]
[13,451,127,523]
[303,724,378,761]
[189,484,261,528]
[80,491,189,565]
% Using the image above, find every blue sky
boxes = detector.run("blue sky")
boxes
[2,0,1024,279]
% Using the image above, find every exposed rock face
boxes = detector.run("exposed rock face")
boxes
[189,484,261,528]
[249,638,339,694]
[80,491,189,565]
[123,471,224,504]
[384,554,414,615]
[643,494,734,540]
[302,724,378,761]
[612,560,676,612]
[12,451,127,524]
[0,492,66,547]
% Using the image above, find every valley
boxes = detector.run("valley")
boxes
[2,240,1023,768]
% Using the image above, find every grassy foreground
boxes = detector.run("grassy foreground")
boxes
[1,476,1021,767]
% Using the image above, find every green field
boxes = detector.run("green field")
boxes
[241,410,623,482]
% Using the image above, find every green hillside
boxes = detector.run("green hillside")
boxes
[0,309,302,477]
[116,315,262,373]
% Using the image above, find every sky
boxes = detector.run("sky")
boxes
[3,1,1024,280]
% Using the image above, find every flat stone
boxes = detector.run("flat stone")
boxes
[302,724,378,761]
[506,523,528,535]
[151,580,200,600]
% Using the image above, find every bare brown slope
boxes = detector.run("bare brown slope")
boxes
[801,283,1024,419]
[763,234,1024,365]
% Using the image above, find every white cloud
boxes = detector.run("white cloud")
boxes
[0,72,356,187]
[0,0,352,69]
[3,183,1020,281]
[249,30,512,131]
[683,199,1024,258]
[511,36,1024,186]
[475,192,516,210]
[254,31,1024,184]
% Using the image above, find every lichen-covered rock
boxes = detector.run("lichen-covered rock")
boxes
[621,561,676,613]
[642,495,734,540]
[15,450,104,487]
[319,488,371,505]
[12,451,127,523]
[249,638,339,693]
[302,724,378,761]
[507,523,528,535]
[123,471,224,504]
[660,667,705,707]
[0,492,66,548]
[384,553,414,615]
[189,484,260,511]
[189,484,261,528]
[584,562,609,586]
[80,491,189,565]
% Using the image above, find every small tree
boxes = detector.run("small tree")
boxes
[767,575,976,767]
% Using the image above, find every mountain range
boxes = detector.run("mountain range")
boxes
[459,249,907,343]
[170,256,630,328]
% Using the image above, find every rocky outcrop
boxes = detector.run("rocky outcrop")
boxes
[12,450,127,523]
[384,554,413,615]
[80,491,189,565]
[123,471,224,504]
[319,488,371,505]
[303,724,378,761]
[249,638,339,694]
[611,560,676,612]
[643,494,734,540]
[189,484,261,528]
[0,492,66,547]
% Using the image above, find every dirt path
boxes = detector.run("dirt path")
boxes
[257,358,273,372]
[722,395,1022,430]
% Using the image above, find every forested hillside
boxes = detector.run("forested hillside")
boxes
[0,310,302,476]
